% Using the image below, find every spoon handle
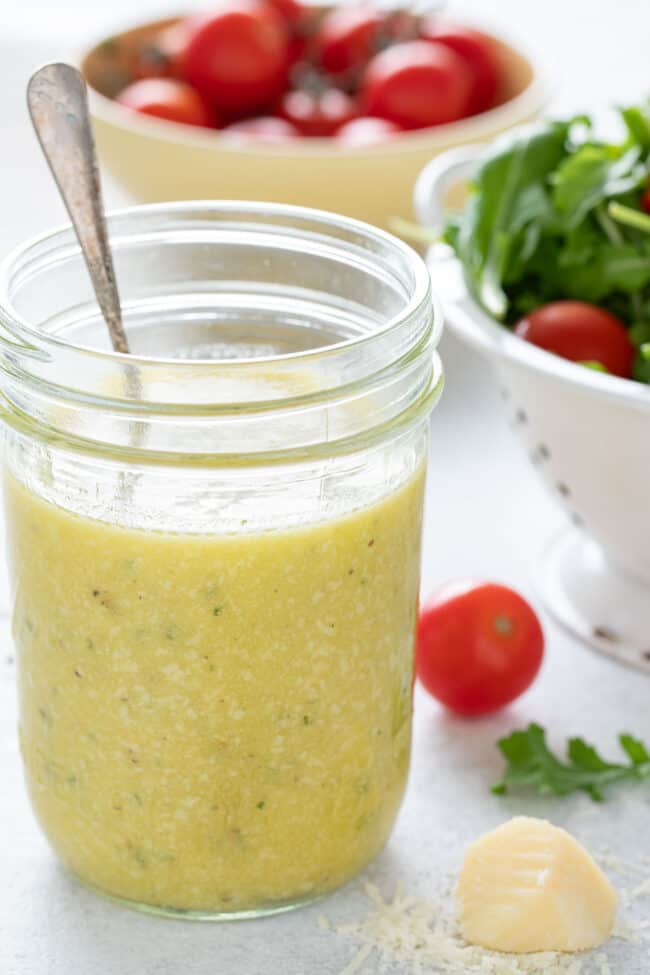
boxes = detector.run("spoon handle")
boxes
[27,63,130,354]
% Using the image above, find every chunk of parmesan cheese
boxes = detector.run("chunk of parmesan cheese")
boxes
[456,817,616,954]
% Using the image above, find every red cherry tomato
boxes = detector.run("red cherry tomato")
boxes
[221,115,299,144]
[116,79,215,127]
[361,40,472,129]
[417,582,544,717]
[336,115,402,146]
[277,88,357,136]
[181,0,290,113]
[420,21,500,115]
[514,301,635,378]
[135,22,189,81]
[268,0,316,68]
[287,33,309,69]
[642,186,650,214]
[315,6,385,75]
[267,0,304,22]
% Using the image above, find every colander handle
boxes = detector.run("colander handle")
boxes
[413,145,483,231]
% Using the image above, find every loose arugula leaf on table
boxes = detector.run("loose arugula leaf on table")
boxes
[492,723,650,801]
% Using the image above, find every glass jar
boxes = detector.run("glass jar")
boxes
[0,202,442,919]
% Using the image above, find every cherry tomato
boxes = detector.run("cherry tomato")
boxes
[221,115,299,144]
[116,79,215,127]
[135,22,188,81]
[277,88,357,136]
[315,6,385,76]
[420,21,500,115]
[514,301,635,378]
[287,33,309,70]
[361,41,472,129]
[272,1,318,68]
[267,0,304,23]
[642,186,650,214]
[417,582,544,717]
[336,115,402,146]
[181,1,290,113]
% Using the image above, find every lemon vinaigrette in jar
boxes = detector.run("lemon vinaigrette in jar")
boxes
[0,203,442,917]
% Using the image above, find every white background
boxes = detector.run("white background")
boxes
[2,2,650,973]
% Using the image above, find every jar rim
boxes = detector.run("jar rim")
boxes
[0,199,439,370]
[0,201,441,460]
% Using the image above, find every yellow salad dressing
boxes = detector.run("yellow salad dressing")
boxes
[6,467,425,913]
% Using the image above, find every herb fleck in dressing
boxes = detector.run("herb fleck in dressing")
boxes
[6,468,424,913]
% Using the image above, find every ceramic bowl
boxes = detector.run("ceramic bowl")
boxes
[414,145,650,672]
[80,16,547,229]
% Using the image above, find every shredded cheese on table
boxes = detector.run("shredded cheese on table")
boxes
[321,860,649,975]
[594,955,611,975]
[334,883,587,975]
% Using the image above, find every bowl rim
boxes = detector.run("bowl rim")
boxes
[79,12,550,158]
[426,242,650,411]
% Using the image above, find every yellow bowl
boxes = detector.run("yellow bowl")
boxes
[81,16,547,229]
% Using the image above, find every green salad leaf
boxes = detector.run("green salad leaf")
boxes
[580,360,609,372]
[621,102,650,152]
[443,101,650,381]
[551,144,645,228]
[445,120,571,318]
[492,723,650,801]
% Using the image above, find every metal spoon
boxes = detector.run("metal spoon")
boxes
[27,62,130,354]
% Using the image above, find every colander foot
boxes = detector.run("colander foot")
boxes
[536,527,650,673]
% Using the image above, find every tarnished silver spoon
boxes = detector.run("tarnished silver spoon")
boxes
[27,62,130,354]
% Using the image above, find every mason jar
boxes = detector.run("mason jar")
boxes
[0,202,442,918]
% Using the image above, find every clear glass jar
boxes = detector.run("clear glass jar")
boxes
[0,202,442,919]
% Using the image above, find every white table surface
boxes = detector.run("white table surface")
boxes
[2,3,650,973]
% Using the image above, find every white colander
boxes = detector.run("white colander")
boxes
[414,146,650,672]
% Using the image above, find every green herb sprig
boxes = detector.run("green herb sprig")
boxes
[492,723,650,801]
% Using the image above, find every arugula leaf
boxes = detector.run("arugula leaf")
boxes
[551,144,645,228]
[579,360,609,372]
[389,217,440,245]
[633,353,650,382]
[492,723,650,801]
[608,201,650,234]
[556,242,650,300]
[621,102,650,152]
[628,321,650,346]
[454,121,571,318]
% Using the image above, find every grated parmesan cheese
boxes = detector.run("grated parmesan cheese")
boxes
[323,870,648,975]
[338,943,373,975]
[629,876,650,902]
[332,883,588,975]
[594,954,611,975]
